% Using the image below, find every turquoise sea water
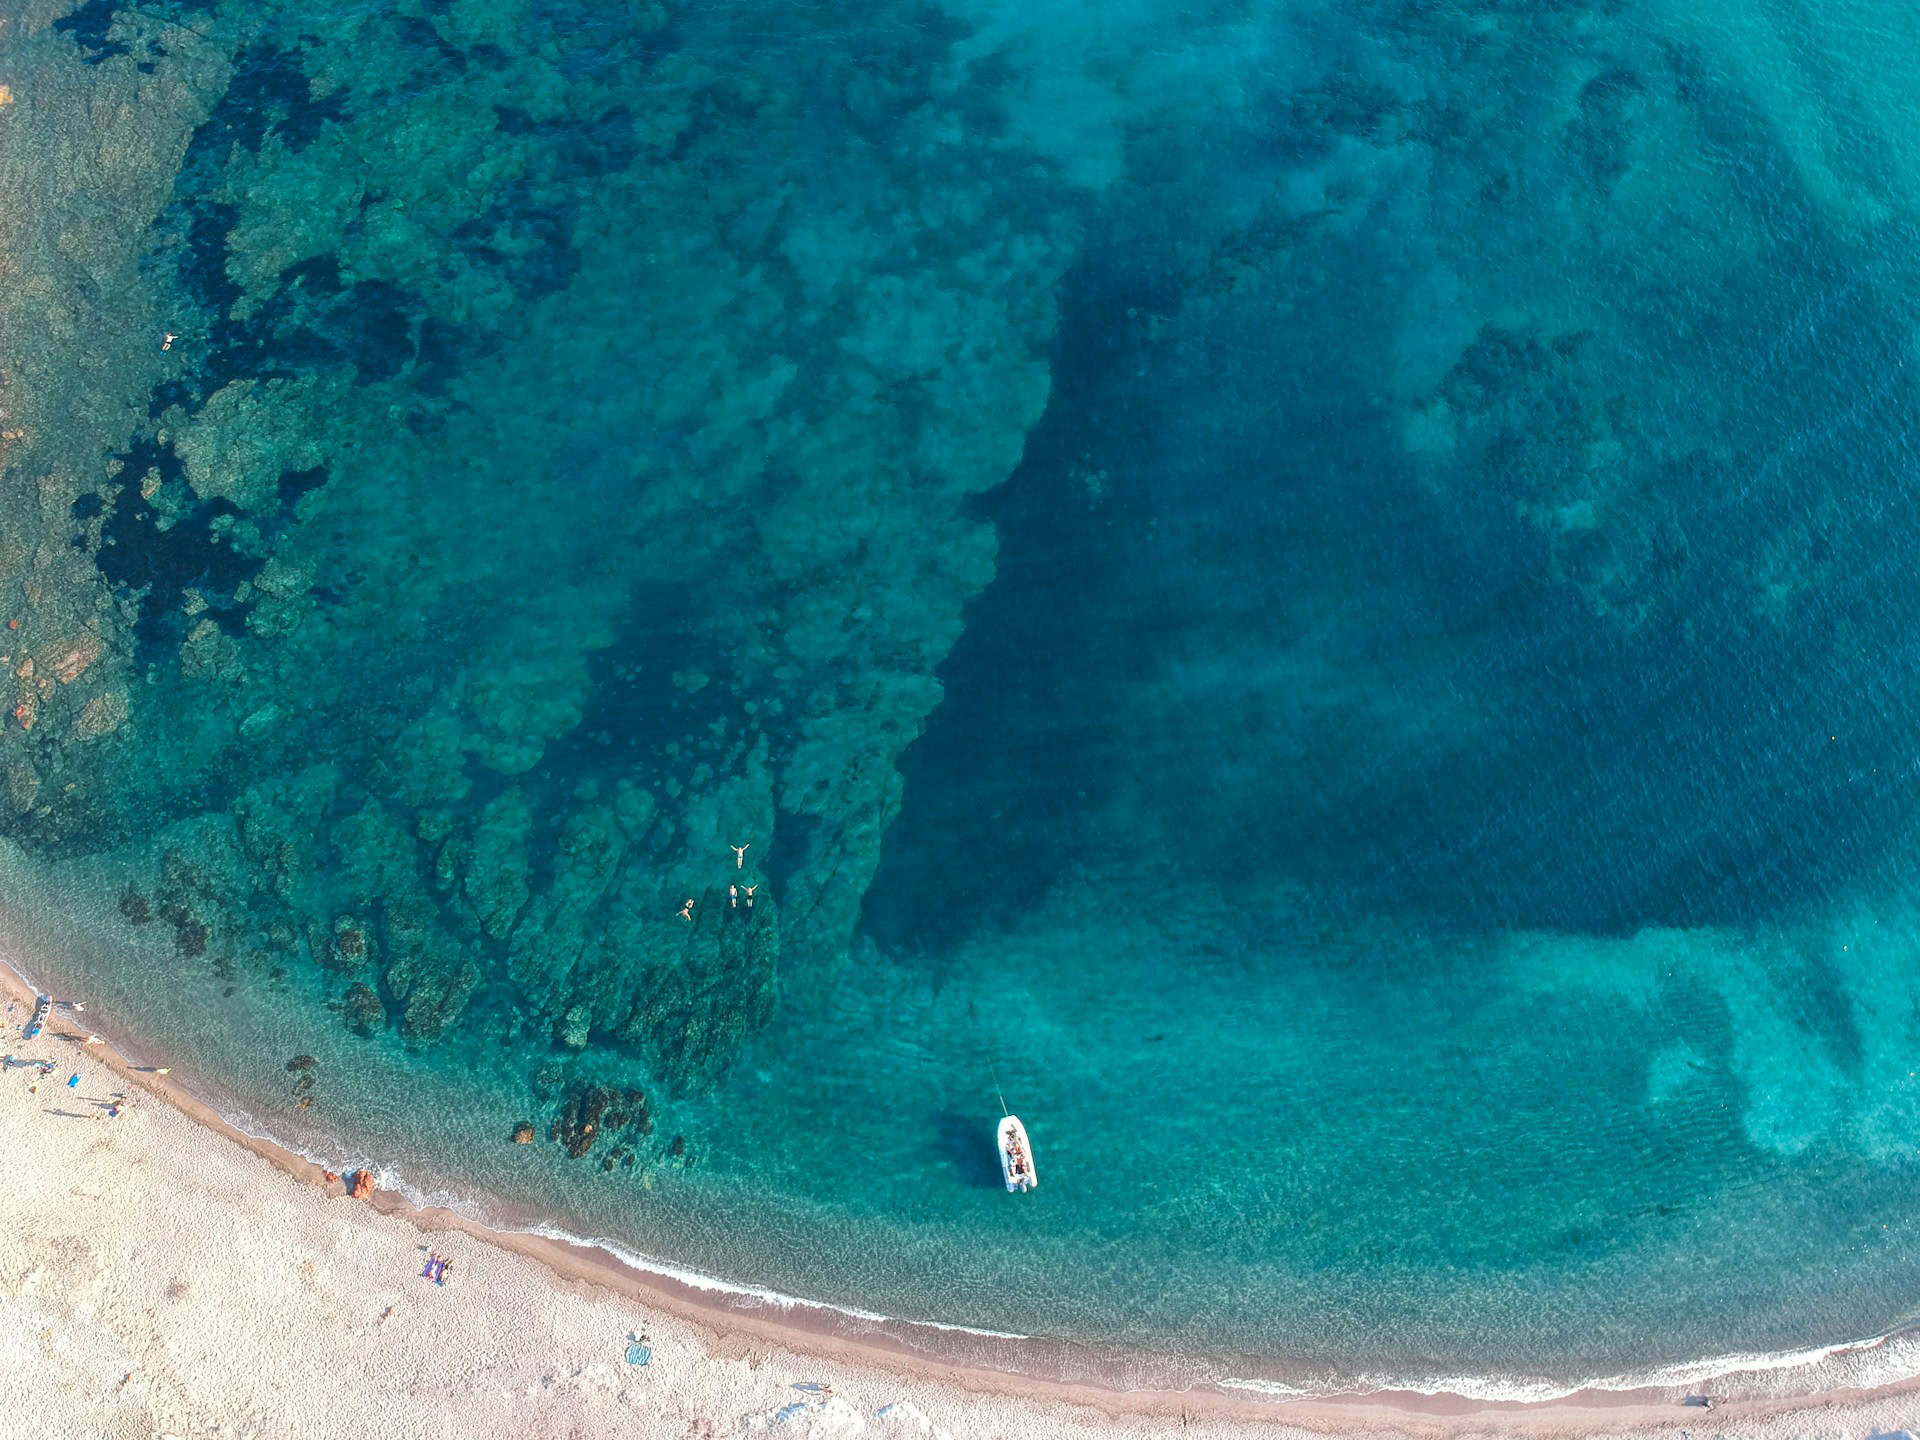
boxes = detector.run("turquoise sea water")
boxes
[8,0,1920,1396]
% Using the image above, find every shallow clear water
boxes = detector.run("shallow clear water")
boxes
[7,0,1920,1393]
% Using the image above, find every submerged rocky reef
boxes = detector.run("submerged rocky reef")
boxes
[0,0,1070,1091]
[11,0,1920,1102]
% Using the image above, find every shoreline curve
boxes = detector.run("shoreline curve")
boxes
[7,954,1920,1434]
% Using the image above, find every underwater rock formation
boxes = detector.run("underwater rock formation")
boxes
[0,4,229,840]
[549,1079,655,1161]
[4,0,1072,1092]
[327,915,372,974]
[551,1084,611,1160]
[340,982,385,1035]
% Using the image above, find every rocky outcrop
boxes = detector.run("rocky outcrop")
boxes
[550,1081,653,1160]
[340,982,385,1035]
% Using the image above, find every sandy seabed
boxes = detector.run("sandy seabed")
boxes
[2,963,1919,1439]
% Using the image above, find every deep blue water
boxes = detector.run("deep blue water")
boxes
[7,0,1920,1392]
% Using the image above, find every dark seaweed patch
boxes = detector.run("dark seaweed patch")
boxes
[447,107,639,301]
[97,440,258,656]
[148,380,195,418]
[183,43,348,166]
[180,202,242,315]
[277,467,329,506]
[332,280,420,382]
[411,318,469,396]
[543,587,737,775]
[504,582,748,902]
[144,42,358,404]
[53,0,132,65]
[452,190,579,299]
[833,6,966,138]
[149,212,451,405]
[281,255,344,296]
[138,29,588,424]
[395,15,468,72]
[142,44,639,419]
[94,431,331,661]
[1569,66,1648,193]
[493,106,637,182]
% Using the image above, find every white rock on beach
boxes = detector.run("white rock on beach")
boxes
[875,1399,954,1439]
[746,1395,867,1437]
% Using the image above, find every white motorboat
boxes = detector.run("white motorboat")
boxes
[998,1113,1037,1193]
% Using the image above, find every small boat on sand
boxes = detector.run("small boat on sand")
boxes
[24,993,50,1040]
[998,1114,1037,1193]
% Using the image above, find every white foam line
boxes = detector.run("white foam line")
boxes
[1217,1379,1318,1398]
[1,951,50,1002]
[1220,1331,1914,1404]
[521,1221,1033,1340]
[215,1100,1034,1343]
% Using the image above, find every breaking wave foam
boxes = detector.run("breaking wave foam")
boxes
[1222,1331,1920,1404]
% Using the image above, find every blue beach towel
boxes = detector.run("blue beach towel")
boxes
[625,1342,651,1366]
[67,1073,80,1088]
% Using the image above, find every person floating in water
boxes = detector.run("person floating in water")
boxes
[730,844,749,868]
[677,898,695,921]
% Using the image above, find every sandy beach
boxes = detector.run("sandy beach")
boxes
[0,965,1917,1439]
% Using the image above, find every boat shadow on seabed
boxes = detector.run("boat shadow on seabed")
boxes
[931,1109,1009,1190]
